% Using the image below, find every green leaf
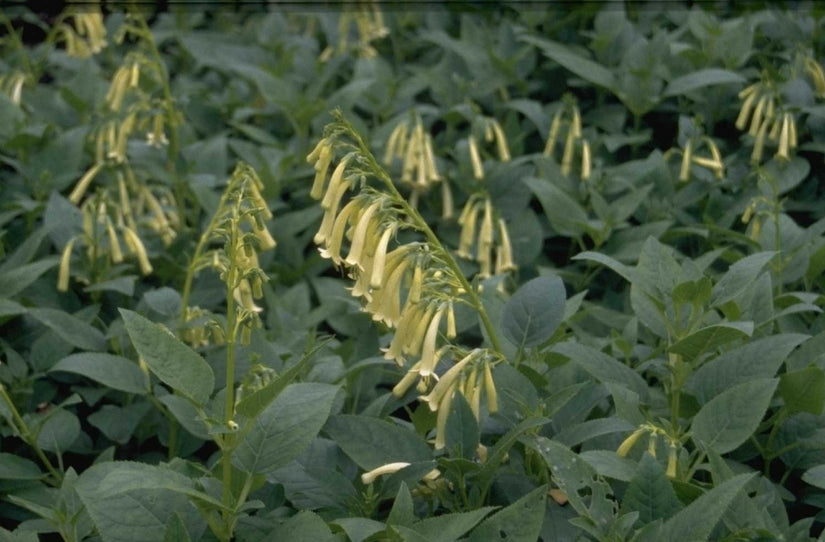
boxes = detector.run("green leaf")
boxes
[233,383,338,474]
[159,394,210,440]
[405,507,497,542]
[28,307,106,351]
[668,321,753,361]
[332,518,385,542]
[691,379,777,454]
[0,259,59,298]
[530,437,615,525]
[553,341,649,400]
[466,485,547,542]
[522,36,616,89]
[661,473,755,541]
[685,334,807,404]
[387,482,416,527]
[163,514,193,542]
[324,414,432,471]
[501,275,566,348]
[120,309,214,406]
[663,68,745,97]
[88,403,151,444]
[76,461,205,542]
[236,349,314,418]
[0,453,42,480]
[265,510,335,542]
[445,391,479,460]
[50,353,148,394]
[554,417,636,447]
[36,409,80,453]
[780,366,825,415]
[523,177,590,237]
[621,453,681,524]
[802,465,825,490]
[711,252,776,308]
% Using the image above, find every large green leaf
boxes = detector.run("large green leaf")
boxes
[779,366,825,416]
[620,453,681,524]
[711,252,776,308]
[28,307,106,352]
[521,36,616,89]
[501,275,566,348]
[233,383,338,474]
[685,334,808,404]
[324,414,432,471]
[661,473,755,541]
[691,379,777,454]
[402,507,497,542]
[466,485,547,542]
[120,309,214,406]
[50,353,148,395]
[668,321,753,361]
[75,462,205,542]
[553,341,649,400]
[663,68,745,97]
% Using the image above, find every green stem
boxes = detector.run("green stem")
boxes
[0,384,62,484]
[341,116,504,355]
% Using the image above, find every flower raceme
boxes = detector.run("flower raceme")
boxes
[544,97,592,181]
[307,121,502,451]
[736,81,799,163]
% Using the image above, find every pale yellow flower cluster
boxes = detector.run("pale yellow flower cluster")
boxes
[61,8,108,59]
[677,136,725,182]
[616,423,679,478]
[307,134,500,450]
[456,196,516,279]
[58,193,154,292]
[468,117,511,180]
[736,82,798,163]
[319,3,389,61]
[544,101,591,180]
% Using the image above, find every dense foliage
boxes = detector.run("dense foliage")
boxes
[2,3,825,541]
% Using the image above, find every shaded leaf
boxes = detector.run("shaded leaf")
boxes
[501,275,566,348]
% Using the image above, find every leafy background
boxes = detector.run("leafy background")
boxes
[1,3,825,541]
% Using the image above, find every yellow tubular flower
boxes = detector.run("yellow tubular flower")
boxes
[434,385,456,450]
[69,163,104,204]
[751,117,769,163]
[647,434,658,458]
[57,238,77,292]
[321,157,351,209]
[478,199,494,250]
[310,144,333,200]
[408,262,423,304]
[457,200,480,259]
[368,255,411,325]
[581,140,592,181]
[369,224,397,289]
[735,90,757,131]
[560,130,575,177]
[319,198,361,264]
[571,107,582,138]
[776,114,790,161]
[383,303,423,364]
[401,128,421,184]
[666,444,678,478]
[788,114,797,149]
[234,278,263,314]
[344,200,382,269]
[420,349,479,412]
[495,218,517,274]
[749,96,767,136]
[106,219,123,263]
[360,461,409,484]
[306,137,328,164]
[392,361,422,398]
[704,137,725,179]
[424,134,440,181]
[544,109,563,157]
[418,305,446,376]
[314,179,351,246]
[404,304,436,358]
[482,360,498,413]
[679,140,692,182]
[441,178,454,220]
[383,122,407,164]
[446,301,456,339]
[122,226,153,275]
[469,136,484,179]
[491,121,511,162]
[617,427,647,457]
[806,58,825,97]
